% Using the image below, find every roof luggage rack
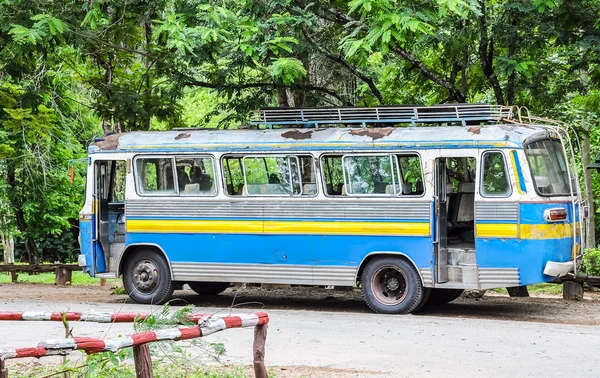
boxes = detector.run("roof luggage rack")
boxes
[251,104,514,128]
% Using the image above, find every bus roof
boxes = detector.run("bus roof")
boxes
[89,124,555,154]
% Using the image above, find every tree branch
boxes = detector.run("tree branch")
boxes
[478,0,505,105]
[316,7,465,102]
[303,29,385,105]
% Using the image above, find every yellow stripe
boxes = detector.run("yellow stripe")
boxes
[476,223,519,238]
[477,223,575,239]
[127,219,430,236]
[510,150,523,194]
[520,223,574,239]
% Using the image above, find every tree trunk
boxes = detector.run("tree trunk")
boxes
[581,128,596,248]
[277,88,290,107]
[1,231,14,264]
[6,163,39,264]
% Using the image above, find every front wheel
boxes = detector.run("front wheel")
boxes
[123,249,174,304]
[361,257,424,314]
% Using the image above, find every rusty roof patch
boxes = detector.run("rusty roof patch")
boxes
[468,126,482,135]
[281,129,315,140]
[175,133,191,140]
[92,134,121,150]
[349,128,394,140]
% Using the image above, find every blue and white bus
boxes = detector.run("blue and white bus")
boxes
[78,104,585,314]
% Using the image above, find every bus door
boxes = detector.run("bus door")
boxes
[434,158,448,283]
[93,159,127,273]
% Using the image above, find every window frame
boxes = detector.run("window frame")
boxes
[523,138,573,197]
[221,153,318,198]
[320,152,425,198]
[479,150,513,198]
[133,154,219,197]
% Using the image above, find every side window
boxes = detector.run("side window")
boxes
[343,155,396,195]
[175,157,216,195]
[322,153,424,196]
[322,155,345,195]
[135,157,176,195]
[111,161,127,202]
[223,155,316,196]
[481,151,511,197]
[242,156,301,196]
[396,154,424,195]
[223,157,245,195]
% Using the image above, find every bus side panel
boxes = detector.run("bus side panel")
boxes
[124,233,434,285]
[79,218,94,274]
[475,202,574,286]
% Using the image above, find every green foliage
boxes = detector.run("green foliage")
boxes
[582,249,600,276]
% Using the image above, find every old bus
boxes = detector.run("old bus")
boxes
[78,104,585,314]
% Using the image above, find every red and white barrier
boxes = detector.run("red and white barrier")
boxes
[0,312,269,360]
[0,311,209,323]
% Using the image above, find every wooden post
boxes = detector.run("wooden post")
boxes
[100,278,107,287]
[133,344,154,378]
[253,324,268,378]
[563,281,584,300]
[55,266,72,286]
[1,358,8,378]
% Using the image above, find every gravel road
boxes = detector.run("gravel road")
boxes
[1,283,599,377]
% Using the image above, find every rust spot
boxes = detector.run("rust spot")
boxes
[92,134,121,150]
[281,129,315,140]
[349,128,393,140]
[468,126,482,134]
[175,133,191,140]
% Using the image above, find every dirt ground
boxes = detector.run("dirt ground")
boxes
[1,282,600,326]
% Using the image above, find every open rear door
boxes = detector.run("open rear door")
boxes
[435,158,448,283]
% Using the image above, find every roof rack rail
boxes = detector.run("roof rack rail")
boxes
[251,104,514,128]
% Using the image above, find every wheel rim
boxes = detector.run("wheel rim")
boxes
[132,259,160,293]
[370,265,408,306]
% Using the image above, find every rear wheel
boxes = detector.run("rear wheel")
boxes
[188,282,230,296]
[123,249,174,305]
[361,257,424,314]
[425,288,464,306]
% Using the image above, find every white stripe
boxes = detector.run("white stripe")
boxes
[104,336,134,352]
[155,328,183,341]
[199,317,226,336]
[40,339,77,350]
[80,312,113,323]
[22,312,52,321]
[240,314,260,327]
[0,348,17,359]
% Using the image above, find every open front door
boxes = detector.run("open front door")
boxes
[93,160,126,274]
[435,158,448,283]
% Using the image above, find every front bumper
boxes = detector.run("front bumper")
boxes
[543,260,574,278]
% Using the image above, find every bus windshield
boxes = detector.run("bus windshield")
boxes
[525,139,571,196]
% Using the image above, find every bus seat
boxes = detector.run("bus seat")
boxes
[341,185,346,195]
[326,183,334,195]
[415,180,424,194]
[402,183,413,195]
[456,192,475,222]
[303,183,317,195]
[184,183,200,194]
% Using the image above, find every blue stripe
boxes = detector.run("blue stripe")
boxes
[512,150,527,193]
[520,203,574,224]
[126,233,434,269]
[476,219,518,224]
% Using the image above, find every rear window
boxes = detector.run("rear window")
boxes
[525,139,571,196]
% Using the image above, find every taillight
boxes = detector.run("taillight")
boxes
[544,208,567,222]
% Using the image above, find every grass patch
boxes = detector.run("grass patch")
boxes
[0,271,118,285]
[527,283,563,295]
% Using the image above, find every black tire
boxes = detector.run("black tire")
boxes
[123,248,174,305]
[361,257,424,314]
[188,282,230,296]
[412,287,431,313]
[425,289,464,306]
